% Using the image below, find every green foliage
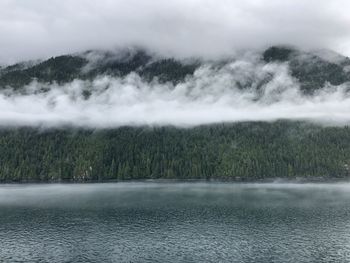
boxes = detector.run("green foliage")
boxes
[263,46,295,62]
[1,47,349,93]
[0,56,88,89]
[140,59,198,83]
[290,55,349,92]
[85,50,151,77]
[0,51,199,89]
[1,121,350,182]
[263,46,350,93]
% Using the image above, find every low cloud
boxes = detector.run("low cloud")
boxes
[0,55,350,128]
[1,0,350,64]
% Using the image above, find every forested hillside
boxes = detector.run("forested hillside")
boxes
[1,46,349,91]
[1,46,350,181]
[1,121,350,182]
[0,49,199,89]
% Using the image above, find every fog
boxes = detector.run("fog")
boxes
[1,182,350,208]
[1,0,350,64]
[0,55,350,128]
[1,2,350,129]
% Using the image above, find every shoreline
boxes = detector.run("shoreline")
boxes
[1,176,349,184]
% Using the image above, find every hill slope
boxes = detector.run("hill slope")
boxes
[1,46,349,92]
[1,46,350,182]
[1,121,350,182]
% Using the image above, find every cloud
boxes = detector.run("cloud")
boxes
[0,0,350,64]
[0,54,349,128]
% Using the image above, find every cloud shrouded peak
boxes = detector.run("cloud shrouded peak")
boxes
[1,0,350,63]
[1,1,350,128]
[0,47,349,128]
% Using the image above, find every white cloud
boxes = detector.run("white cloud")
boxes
[0,0,350,63]
[0,56,349,128]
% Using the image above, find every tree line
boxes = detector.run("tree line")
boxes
[0,121,350,182]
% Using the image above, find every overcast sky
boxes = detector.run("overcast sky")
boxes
[1,0,350,64]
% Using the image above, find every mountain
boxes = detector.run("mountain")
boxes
[263,46,350,92]
[1,46,350,182]
[0,49,199,89]
[1,46,349,92]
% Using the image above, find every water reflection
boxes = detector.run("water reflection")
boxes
[0,182,350,262]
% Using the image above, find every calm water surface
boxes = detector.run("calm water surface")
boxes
[1,182,350,263]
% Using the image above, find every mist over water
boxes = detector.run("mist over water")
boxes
[1,182,350,262]
[1,56,350,128]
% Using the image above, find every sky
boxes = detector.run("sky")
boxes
[1,0,350,64]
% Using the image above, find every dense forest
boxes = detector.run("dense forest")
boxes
[0,50,199,89]
[1,121,350,182]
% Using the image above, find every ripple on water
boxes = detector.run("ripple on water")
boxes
[0,183,350,262]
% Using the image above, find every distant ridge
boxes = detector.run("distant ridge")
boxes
[0,46,349,92]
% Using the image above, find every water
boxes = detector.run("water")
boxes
[1,182,350,263]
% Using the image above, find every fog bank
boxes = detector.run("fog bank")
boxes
[0,57,350,128]
[1,0,350,63]
[1,182,350,208]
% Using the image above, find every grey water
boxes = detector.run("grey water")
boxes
[1,183,350,263]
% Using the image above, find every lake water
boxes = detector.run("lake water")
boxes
[1,182,350,262]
